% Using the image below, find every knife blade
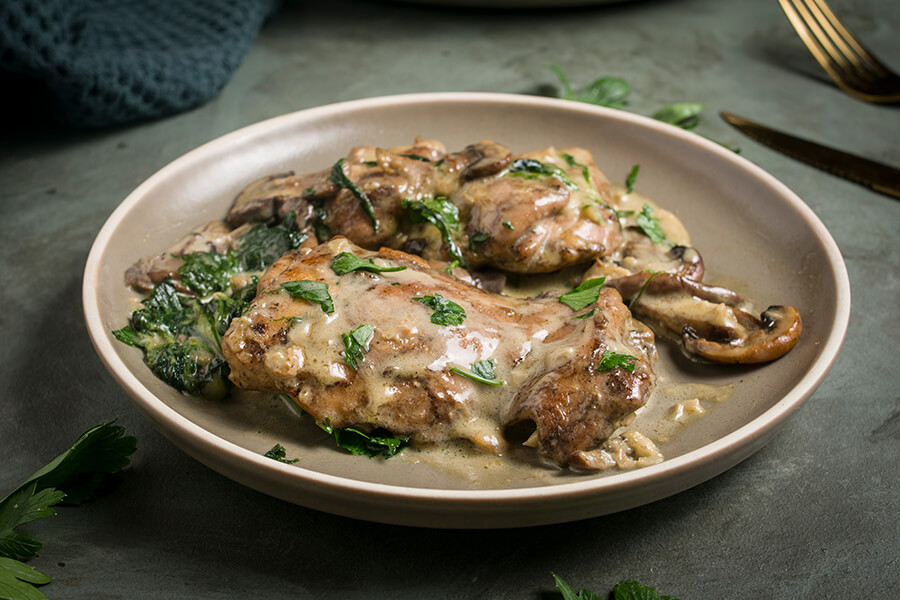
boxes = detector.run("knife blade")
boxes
[720,111,900,199]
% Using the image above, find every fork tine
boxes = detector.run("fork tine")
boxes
[779,0,848,85]
[778,0,900,102]
[807,0,893,79]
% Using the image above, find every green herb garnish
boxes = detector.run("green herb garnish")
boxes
[405,154,431,162]
[469,231,491,251]
[341,324,375,370]
[402,196,465,266]
[550,66,631,108]
[560,151,593,186]
[318,419,409,458]
[281,280,334,314]
[414,294,466,326]
[629,271,659,310]
[635,203,668,245]
[331,252,407,276]
[553,573,680,600]
[444,259,460,275]
[506,158,578,189]
[312,205,331,243]
[0,422,136,599]
[559,277,606,311]
[264,444,299,464]
[450,359,504,386]
[330,157,379,232]
[573,307,596,320]
[177,215,305,297]
[625,164,640,194]
[502,220,515,231]
[652,102,704,130]
[597,351,638,373]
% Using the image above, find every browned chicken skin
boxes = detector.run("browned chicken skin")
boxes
[222,238,656,468]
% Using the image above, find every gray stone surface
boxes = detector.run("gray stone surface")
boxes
[1,0,897,597]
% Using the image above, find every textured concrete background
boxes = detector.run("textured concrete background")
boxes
[1,0,898,597]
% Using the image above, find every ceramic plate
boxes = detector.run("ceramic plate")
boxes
[83,93,849,528]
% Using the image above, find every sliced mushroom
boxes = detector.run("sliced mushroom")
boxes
[124,221,240,292]
[444,140,513,181]
[227,170,335,228]
[606,272,801,364]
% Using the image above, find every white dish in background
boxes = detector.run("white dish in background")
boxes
[83,93,849,528]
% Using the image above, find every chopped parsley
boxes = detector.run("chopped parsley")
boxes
[560,151,593,185]
[625,164,640,194]
[341,324,375,370]
[281,280,334,314]
[629,271,659,310]
[444,259,460,275]
[550,66,631,108]
[559,277,606,311]
[502,220,515,231]
[597,351,638,373]
[450,359,504,386]
[550,66,739,153]
[469,231,491,251]
[318,418,409,458]
[404,154,432,162]
[402,196,465,266]
[330,157,379,232]
[330,252,407,276]
[652,102,703,130]
[264,444,298,464]
[414,293,466,326]
[635,204,668,245]
[506,158,578,189]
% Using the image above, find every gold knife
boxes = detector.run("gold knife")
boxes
[720,111,900,199]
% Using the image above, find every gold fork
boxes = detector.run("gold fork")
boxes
[779,0,900,103]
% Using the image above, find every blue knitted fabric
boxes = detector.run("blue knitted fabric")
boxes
[0,0,279,128]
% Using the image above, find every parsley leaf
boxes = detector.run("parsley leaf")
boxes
[597,351,638,373]
[318,419,409,458]
[550,66,631,108]
[263,444,298,464]
[341,324,375,370]
[652,103,703,130]
[402,196,465,266]
[573,307,596,320]
[625,164,640,194]
[330,252,407,276]
[469,231,490,251]
[0,557,52,600]
[559,278,606,311]
[635,204,668,245]
[560,151,593,186]
[281,280,334,314]
[552,572,604,600]
[502,220,515,231]
[450,359,504,386]
[506,158,578,189]
[330,157,379,232]
[0,422,136,599]
[414,294,466,326]
[552,574,679,600]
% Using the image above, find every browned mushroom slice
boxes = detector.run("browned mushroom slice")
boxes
[442,140,513,181]
[606,272,802,364]
[124,221,238,291]
[227,170,334,228]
